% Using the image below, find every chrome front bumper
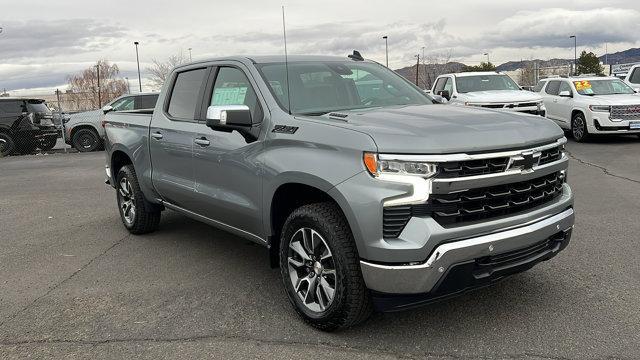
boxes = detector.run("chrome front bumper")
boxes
[360,208,574,294]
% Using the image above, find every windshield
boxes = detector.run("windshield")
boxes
[26,100,52,114]
[573,79,635,95]
[256,61,433,115]
[455,75,520,93]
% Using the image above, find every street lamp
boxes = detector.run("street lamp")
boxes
[188,48,193,62]
[382,36,388,67]
[569,35,577,75]
[134,41,142,92]
[483,52,490,63]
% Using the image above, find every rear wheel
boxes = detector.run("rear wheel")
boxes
[0,133,15,157]
[116,165,161,234]
[72,128,100,152]
[279,202,372,331]
[38,137,57,151]
[571,113,589,142]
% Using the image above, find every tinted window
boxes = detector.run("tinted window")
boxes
[210,67,262,122]
[629,68,640,84]
[0,101,23,114]
[26,100,51,114]
[545,81,561,95]
[533,81,546,92]
[434,78,447,92]
[559,82,572,95]
[168,68,207,119]
[134,94,158,110]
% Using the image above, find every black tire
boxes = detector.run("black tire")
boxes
[0,133,15,157]
[116,165,161,234]
[279,202,372,331]
[38,137,57,151]
[571,112,589,142]
[72,128,100,152]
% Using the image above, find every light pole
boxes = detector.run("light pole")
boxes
[134,41,142,92]
[483,52,490,63]
[95,64,101,107]
[125,77,131,94]
[414,54,420,86]
[569,35,577,75]
[188,48,193,62]
[382,36,388,67]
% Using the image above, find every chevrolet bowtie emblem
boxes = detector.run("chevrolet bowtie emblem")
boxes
[507,151,541,172]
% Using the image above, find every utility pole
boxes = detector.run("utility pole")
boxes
[188,48,193,62]
[125,77,131,94]
[134,41,142,92]
[382,36,388,67]
[415,54,420,87]
[484,52,490,63]
[95,64,101,107]
[569,35,577,75]
[55,89,68,153]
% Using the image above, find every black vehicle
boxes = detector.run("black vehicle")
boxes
[0,98,59,156]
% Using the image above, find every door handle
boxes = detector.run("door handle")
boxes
[194,137,210,146]
[151,132,163,140]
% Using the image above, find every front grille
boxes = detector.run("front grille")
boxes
[516,102,538,107]
[438,158,508,178]
[610,105,640,121]
[382,172,565,237]
[480,104,505,109]
[538,146,562,165]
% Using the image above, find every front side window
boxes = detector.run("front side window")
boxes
[112,97,134,111]
[433,78,447,92]
[629,68,640,84]
[0,101,23,114]
[443,78,453,93]
[210,67,262,122]
[167,68,207,119]
[257,61,432,115]
[545,81,561,95]
[455,75,520,93]
[573,79,635,96]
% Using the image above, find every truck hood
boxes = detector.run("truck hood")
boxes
[458,90,542,103]
[582,93,640,105]
[316,105,563,154]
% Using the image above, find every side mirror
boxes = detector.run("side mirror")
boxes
[431,94,448,104]
[206,105,252,128]
[102,105,113,114]
[558,90,572,98]
[437,90,451,101]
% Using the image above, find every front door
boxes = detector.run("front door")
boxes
[191,65,265,237]
[149,67,209,209]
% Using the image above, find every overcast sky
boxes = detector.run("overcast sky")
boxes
[1,0,639,95]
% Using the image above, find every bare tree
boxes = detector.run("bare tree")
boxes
[518,61,536,87]
[67,60,128,110]
[146,52,187,89]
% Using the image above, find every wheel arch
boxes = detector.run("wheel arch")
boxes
[70,124,100,140]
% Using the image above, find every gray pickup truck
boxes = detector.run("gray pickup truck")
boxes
[104,55,574,331]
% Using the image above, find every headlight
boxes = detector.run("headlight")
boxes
[589,105,610,112]
[364,153,437,178]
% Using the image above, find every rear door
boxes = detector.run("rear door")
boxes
[190,64,265,237]
[149,67,210,209]
[542,80,561,121]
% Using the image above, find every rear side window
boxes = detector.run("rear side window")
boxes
[629,68,640,84]
[559,82,572,95]
[134,94,158,110]
[533,81,546,92]
[545,81,561,95]
[0,100,23,114]
[168,68,207,119]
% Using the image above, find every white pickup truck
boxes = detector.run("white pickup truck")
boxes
[624,64,640,92]
[431,72,545,116]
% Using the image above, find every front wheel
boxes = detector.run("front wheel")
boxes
[571,113,589,142]
[0,133,15,157]
[116,165,161,234]
[279,202,372,331]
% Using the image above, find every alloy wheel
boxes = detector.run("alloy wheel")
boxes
[287,228,337,313]
[118,177,136,226]
[573,116,585,140]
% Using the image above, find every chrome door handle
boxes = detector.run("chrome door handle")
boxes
[151,132,163,139]
[194,138,210,146]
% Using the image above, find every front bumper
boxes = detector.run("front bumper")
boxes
[360,207,574,299]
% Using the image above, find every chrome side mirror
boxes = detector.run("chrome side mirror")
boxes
[206,105,252,127]
[102,105,114,114]
[432,95,448,104]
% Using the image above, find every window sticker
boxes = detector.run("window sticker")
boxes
[212,86,247,105]
[573,80,592,91]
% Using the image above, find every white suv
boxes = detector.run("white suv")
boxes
[535,76,640,142]
[624,64,640,92]
[431,72,545,116]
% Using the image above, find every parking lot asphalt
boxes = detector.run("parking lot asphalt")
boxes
[0,135,639,360]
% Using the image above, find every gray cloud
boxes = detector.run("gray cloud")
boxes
[0,19,127,60]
